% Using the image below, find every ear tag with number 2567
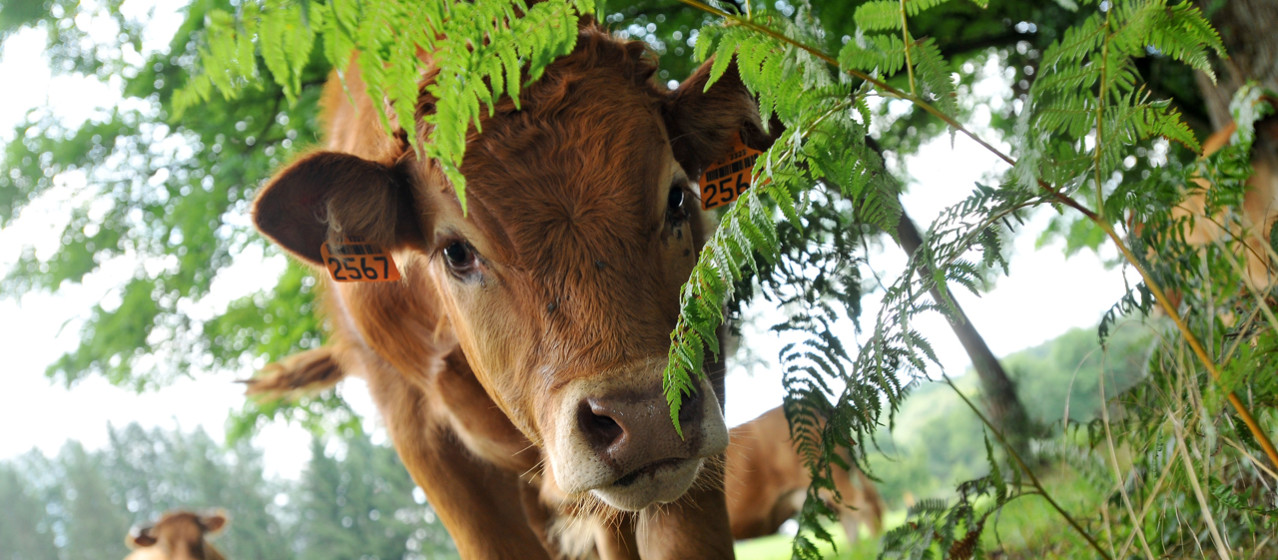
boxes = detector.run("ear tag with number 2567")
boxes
[699,132,763,210]
[319,238,401,283]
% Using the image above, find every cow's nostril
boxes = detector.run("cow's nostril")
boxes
[678,389,703,424]
[578,399,626,452]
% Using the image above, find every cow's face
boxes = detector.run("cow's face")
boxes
[254,28,770,512]
[128,510,226,560]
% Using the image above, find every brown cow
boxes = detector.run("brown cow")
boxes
[124,510,227,560]
[1168,107,1278,294]
[724,406,884,543]
[248,20,775,559]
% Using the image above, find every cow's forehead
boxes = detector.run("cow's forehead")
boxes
[153,512,203,538]
[457,66,674,277]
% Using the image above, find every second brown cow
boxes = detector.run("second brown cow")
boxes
[725,406,884,544]
[124,510,227,560]
[249,21,774,560]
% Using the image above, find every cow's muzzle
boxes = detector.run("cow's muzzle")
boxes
[549,365,728,511]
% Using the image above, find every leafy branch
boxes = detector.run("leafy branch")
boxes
[173,0,595,207]
[943,373,1111,559]
[656,1,1278,556]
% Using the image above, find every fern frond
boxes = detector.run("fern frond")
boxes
[1113,0,1223,81]
[854,0,955,32]
[1039,12,1105,70]
[853,1,900,32]
[258,0,314,104]
[174,0,592,208]
[910,38,957,118]
[838,33,908,76]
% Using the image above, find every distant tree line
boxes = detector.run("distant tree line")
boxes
[0,423,456,560]
[866,321,1153,507]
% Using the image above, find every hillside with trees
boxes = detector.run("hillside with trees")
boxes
[0,424,455,560]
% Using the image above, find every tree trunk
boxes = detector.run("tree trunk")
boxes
[895,210,1034,456]
[1194,0,1278,130]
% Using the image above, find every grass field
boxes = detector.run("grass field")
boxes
[734,510,908,560]
[734,529,882,560]
[731,468,1103,559]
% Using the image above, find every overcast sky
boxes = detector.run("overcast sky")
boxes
[0,8,1129,480]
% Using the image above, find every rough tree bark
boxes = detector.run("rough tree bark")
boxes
[1194,0,1278,130]
[1194,0,1278,184]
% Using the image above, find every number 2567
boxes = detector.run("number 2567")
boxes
[327,255,392,281]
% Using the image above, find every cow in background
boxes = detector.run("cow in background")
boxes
[124,510,227,560]
[725,406,885,543]
[1167,101,1278,296]
[247,19,776,559]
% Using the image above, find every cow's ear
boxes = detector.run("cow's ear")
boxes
[201,511,228,534]
[242,347,345,398]
[129,527,156,548]
[253,151,426,265]
[664,58,778,179]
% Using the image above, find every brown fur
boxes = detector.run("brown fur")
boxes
[1173,113,1278,293]
[724,406,885,543]
[124,510,227,560]
[1145,94,1278,311]
[247,21,776,559]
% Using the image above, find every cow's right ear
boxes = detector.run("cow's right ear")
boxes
[664,58,780,180]
[253,152,426,265]
[200,511,228,534]
[128,526,156,549]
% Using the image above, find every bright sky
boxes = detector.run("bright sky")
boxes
[0,8,1128,480]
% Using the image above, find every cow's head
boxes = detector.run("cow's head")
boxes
[253,25,772,511]
[127,510,226,560]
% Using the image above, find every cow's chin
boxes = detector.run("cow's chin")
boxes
[589,457,703,512]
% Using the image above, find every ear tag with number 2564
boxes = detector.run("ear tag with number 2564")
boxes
[699,132,763,210]
[319,238,401,283]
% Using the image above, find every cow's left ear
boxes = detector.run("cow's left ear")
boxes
[664,58,779,179]
[253,151,428,266]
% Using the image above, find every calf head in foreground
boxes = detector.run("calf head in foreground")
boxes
[250,22,773,558]
[124,510,227,560]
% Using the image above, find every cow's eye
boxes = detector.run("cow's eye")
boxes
[667,183,688,222]
[442,241,477,276]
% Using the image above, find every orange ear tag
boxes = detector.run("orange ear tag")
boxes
[319,238,402,283]
[698,132,764,210]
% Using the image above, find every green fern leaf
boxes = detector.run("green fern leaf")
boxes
[838,33,907,76]
[853,1,900,32]
[911,37,957,117]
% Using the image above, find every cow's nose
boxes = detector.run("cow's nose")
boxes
[576,389,704,470]
[578,397,626,451]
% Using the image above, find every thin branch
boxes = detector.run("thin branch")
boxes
[899,0,916,96]
[942,374,1113,560]
[1099,219,1278,468]
[1115,435,1178,560]
[1169,410,1233,560]
[1093,10,1112,218]
[1098,354,1156,559]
